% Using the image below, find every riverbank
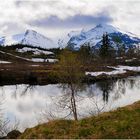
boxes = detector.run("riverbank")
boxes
[0,63,140,85]
[16,100,140,139]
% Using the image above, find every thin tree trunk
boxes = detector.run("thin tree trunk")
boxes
[70,84,78,121]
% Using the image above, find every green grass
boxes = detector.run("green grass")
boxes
[19,101,140,139]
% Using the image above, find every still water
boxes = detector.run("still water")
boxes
[0,76,140,131]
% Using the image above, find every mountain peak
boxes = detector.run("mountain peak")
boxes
[0,29,55,48]
[25,29,37,35]
[93,23,118,33]
[95,23,107,28]
[67,24,140,49]
[95,23,113,28]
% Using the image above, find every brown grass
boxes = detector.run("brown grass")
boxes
[19,101,140,139]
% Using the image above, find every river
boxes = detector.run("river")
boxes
[0,76,140,131]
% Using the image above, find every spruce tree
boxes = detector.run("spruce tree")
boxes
[99,33,110,59]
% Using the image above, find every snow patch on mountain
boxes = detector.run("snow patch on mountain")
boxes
[58,30,81,48]
[21,30,54,48]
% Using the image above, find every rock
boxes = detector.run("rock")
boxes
[0,136,7,139]
[7,130,21,139]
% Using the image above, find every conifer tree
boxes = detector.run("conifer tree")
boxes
[99,33,110,59]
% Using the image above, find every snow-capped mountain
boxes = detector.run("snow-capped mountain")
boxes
[0,24,140,50]
[66,24,140,49]
[58,30,81,48]
[0,30,55,49]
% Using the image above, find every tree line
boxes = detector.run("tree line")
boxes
[54,32,140,67]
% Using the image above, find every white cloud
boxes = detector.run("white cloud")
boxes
[0,0,139,40]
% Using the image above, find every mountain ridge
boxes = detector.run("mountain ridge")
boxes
[0,29,55,49]
[66,24,140,49]
[0,24,140,49]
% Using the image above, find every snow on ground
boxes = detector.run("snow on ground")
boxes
[109,65,140,72]
[86,69,126,77]
[30,65,40,67]
[31,58,58,63]
[86,65,140,77]
[0,60,11,64]
[16,47,54,55]
[125,58,137,62]
[121,66,140,71]
[115,57,123,60]
[0,50,57,63]
[7,52,31,61]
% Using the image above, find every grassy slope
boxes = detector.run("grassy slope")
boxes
[19,101,140,139]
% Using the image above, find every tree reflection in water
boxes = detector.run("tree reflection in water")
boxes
[0,85,34,136]
[10,85,36,99]
[40,77,140,120]
[86,77,140,115]
[39,84,87,121]
[0,94,9,137]
[0,76,139,131]
[96,80,116,103]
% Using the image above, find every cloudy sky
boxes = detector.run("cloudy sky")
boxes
[0,0,140,40]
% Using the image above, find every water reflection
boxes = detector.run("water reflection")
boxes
[96,80,115,103]
[0,76,139,131]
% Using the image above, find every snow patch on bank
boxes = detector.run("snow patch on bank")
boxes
[86,66,140,77]
[0,60,11,64]
[0,50,57,63]
[31,58,58,63]
[17,47,54,55]
[110,66,140,72]
[86,69,126,77]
